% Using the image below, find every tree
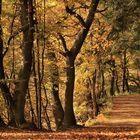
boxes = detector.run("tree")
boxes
[59,0,100,127]
[0,0,36,127]
[107,0,140,93]
[13,0,35,126]
[110,55,116,96]
[46,51,64,129]
[0,0,15,125]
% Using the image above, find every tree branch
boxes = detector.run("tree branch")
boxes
[65,5,86,28]
[70,0,100,59]
[58,33,69,54]
[8,24,29,45]
[96,7,107,13]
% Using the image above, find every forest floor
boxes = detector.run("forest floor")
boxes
[0,93,140,139]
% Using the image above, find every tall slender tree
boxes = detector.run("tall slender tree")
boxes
[13,0,34,126]
[60,0,100,127]
[47,51,64,129]
[0,0,15,125]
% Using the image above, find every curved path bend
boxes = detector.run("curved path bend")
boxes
[104,93,140,128]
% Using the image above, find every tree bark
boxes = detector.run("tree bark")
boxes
[122,49,129,93]
[14,0,34,125]
[115,70,120,93]
[92,70,98,118]
[101,69,106,97]
[63,0,100,127]
[52,84,64,129]
[47,52,64,129]
[63,55,76,126]
[0,0,15,125]
[110,58,115,96]
[126,68,129,92]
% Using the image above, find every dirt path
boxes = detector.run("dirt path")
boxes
[105,93,140,127]
[0,94,140,139]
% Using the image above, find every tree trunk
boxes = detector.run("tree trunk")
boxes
[115,70,120,93]
[110,59,115,96]
[0,0,15,125]
[126,68,129,92]
[62,0,100,127]
[122,51,126,93]
[52,84,64,129]
[36,34,42,130]
[85,78,93,119]
[32,50,39,127]
[63,55,76,127]
[101,69,106,97]
[92,70,98,118]
[122,49,129,93]
[96,60,102,98]
[14,0,34,126]
[47,52,64,129]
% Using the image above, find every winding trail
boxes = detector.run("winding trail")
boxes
[106,93,140,127]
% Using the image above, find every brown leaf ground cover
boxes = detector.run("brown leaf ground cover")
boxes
[0,126,140,139]
[0,94,140,139]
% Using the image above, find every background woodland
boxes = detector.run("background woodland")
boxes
[0,0,140,130]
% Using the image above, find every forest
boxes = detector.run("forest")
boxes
[0,0,140,138]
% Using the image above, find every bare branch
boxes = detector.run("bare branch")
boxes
[65,5,86,28]
[97,7,107,13]
[58,33,69,53]
[70,0,100,59]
